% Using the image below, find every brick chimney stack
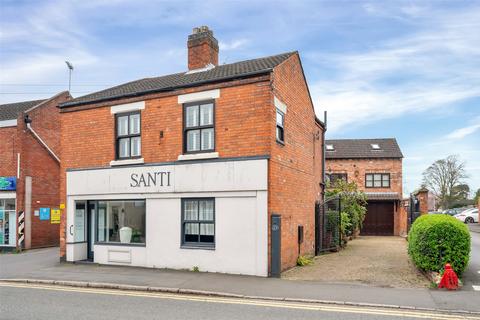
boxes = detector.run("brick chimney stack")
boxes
[187,26,219,70]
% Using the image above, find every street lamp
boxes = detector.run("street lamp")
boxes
[65,61,74,92]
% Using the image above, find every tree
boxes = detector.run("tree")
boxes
[451,184,470,200]
[422,155,468,209]
[326,179,367,239]
[474,188,480,205]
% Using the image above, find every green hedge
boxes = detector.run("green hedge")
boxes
[408,214,470,275]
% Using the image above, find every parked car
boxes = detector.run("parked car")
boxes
[454,208,479,223]
[442,208,464,216]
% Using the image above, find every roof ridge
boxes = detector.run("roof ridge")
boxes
[61,51,295,108]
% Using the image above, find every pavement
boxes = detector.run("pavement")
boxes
[464,224,480,292]
[1,246,479,314]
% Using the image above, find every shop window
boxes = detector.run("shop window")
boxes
[96,200,146,244]
[0,199,16,246]
[116,112,141,159]
[181,198,215,248]
[184,101,215,153]
[276,109,285,143]
[366,173,390,188]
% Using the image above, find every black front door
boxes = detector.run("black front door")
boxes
[87,201,96,260]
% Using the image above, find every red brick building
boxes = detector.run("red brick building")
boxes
[325,138,407,236]
[58,26,325,276]
[0,92,71,250]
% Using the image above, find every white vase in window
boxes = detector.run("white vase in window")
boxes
[120,227,132,244]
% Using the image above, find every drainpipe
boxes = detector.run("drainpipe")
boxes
[24,115,60,163]
[322,111,327,202]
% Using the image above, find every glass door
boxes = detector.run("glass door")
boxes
[0,199,16,246]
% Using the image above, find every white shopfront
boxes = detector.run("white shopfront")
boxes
[65,158,268,276]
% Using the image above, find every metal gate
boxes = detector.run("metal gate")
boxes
[315,196,341,255]
[408,194,421,231]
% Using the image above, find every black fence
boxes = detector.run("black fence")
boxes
[315,196,341,255]
[408,194,421,231]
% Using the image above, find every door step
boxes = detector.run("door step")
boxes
[74,259,97,265]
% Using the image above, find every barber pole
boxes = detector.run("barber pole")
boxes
[18,210,25,249]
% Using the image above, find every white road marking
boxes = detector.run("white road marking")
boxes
[473,285,480,291]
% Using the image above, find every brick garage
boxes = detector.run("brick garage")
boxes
[59,27,324,276]
[0,92,71,250]
[325,139,407,236]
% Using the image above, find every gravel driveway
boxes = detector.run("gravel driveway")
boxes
[282,236,430,288]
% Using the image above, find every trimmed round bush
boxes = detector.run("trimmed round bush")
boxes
[408,214,470,275]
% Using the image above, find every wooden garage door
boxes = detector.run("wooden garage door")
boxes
[361,201,394,236]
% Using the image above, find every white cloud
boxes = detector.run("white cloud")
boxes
[310,5,480,134]
[219,39,248,51]
[446,123,480,140]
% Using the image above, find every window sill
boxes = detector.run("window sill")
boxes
[276,139,285,146]
[94,242,146,247]
[180,244,215,250]
[177,152,219,161]
[110,158,144,166]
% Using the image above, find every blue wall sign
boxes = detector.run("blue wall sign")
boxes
[39,208,51,220]
[0,177,16,191]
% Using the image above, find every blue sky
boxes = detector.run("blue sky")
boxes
[1,0,479,196]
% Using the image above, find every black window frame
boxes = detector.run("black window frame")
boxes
[276,109,285,144]
[326,173,348,185]
[181,198,215,249]
[115,111,142,160]
[183,100,215,154]
[365,173,391,188]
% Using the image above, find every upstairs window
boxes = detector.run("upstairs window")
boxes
[327,173,347,186]
[184,101,215,153]
[326,144,334,151]
[276,109,285,143]
[116,112,141,159]
[366,173,390,188]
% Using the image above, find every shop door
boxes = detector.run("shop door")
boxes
[0,199,16,246]
[87,202,96,260]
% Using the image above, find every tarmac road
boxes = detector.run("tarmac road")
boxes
[0,282,475,320]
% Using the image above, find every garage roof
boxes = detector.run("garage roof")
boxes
[365,192,401,201]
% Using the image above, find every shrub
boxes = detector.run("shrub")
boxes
[326,180,367,236]
[408,214,470,275]
[340,212,352,246]
[296,255,313,266]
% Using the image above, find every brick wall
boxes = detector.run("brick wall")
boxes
[15,92,70,249]
[416,190,429,214]
[326,158,402,195]
[0,126,18,177]
[326,157,406,236]
[270,53,324,270]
